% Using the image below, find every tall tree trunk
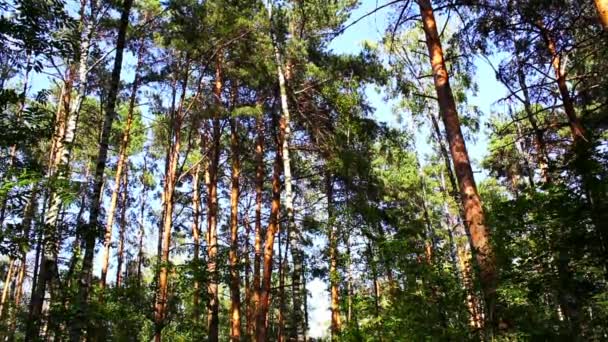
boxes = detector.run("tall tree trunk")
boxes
[229,107,242,341]
[252,111,265,339]
[206,56,222,342]
[31,1,95,337]
[80,0,133,320]
[115,167,128,287]
[594,0,608,30]
[326,172,341,340]
[244,213,253,338]
[154,58,189,342]
[256,134,282,342]
[191,162,201,322]
[0,259,15,321]
[537,22,586,143]
[99,37,144,293]
[268,7,304,337]
[137,155,149,286]
[417,0,497,330]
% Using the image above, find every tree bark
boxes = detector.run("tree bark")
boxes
[417,0,497,330]
[115,167,128,287]
[537,22,586,143]
[80,0,133,314]
[326,172,342,340]
[252,111,265,339]
[229,102,242,341]
[206,56,222,342]
[99,37,144,293]
[154,57,190,342]
[269,18,305,342]
[594,0,608,30]
[256,133,282,342]
[191,161,201,322]
[0,259,15,321]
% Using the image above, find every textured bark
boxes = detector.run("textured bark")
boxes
[191,162,201,322]
[595,0,608,30]
[206,57,222,342]
[251,112,264,339]
[229,107,242,341]
[326,172,341,340]
[266,4,304,339]
[154,58,190,342]
[256,140,282,342]
[115,168,128,287]
[0,259,15,320]
[537,23,586,144]
[30,1,95,335]
[99,38,143,293]
[418,0,497,329]
[81,0,133,313]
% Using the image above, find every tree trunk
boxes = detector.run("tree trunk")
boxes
[256,135,282,342]
[206,56,222,342]
[252,111,265,339]
[266,4,304,339]
[80,0,132,316]
[154,58,189,342]
[229,106,242,341]
[537,22,586,143]
[31,1,95,336]
[417,0,497,330]
[191,162,201,322]
[326,172,342,340]
[115,167,129,288]
[137,155,149,286]
[99,37,144,293]
[0,259,15,321]
[594,0,608,30]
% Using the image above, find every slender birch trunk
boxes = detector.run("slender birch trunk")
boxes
[266,4,304,338]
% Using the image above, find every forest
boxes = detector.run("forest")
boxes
[0,0,607,340]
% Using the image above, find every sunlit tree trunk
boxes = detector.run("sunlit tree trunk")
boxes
[252,110,265,340]
[115,167,129,287]
[537,22,586,143]
[0,259,15,321]
[99,37,143,293]
[206,56,222,342]
[154,57,190,342]
[229,100,242,341]
[191,161,201,322]
[417,0,497,331]
[256,132,282,342]
[81,0,132,316]
[326,172,342,340]
[31,1,96,337]
[594,0,608,30]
